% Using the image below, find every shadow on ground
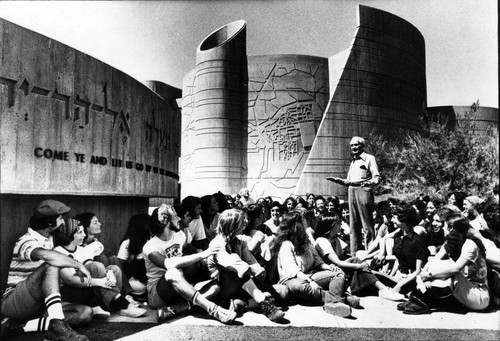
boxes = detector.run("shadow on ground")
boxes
[7,323,500,341]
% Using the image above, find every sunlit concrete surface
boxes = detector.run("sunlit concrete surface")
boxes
[114,296,500,340]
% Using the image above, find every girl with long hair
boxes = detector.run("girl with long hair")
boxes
[207,208,286,322]
[400,214,489,314]
[116,214,152,300]
[272,212,353,317]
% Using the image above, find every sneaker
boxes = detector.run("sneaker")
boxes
[344,294,361,308]
[157,306,176,324]
[208,306,237,324]
[125,295,145,308]
[397,301,410,311]
[403,300,430,315]
[92,306,111,320]
[1,317,25,338]
[229,299,248,317]
[119,304,147,318]
[323,302,352,317]
[157,301,191,323]
[43,319,88,341]
[378,288,405,301]
[259,299,285,322]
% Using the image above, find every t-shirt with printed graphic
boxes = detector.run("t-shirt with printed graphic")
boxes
[142,233,187,292]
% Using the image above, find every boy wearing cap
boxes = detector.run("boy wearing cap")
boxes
[1,200,92,341]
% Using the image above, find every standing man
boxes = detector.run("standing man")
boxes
[1,200,92,340]
[326,136,380,255]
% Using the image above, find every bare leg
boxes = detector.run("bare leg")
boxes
[61,303,93,327]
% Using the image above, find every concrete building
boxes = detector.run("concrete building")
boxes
[0,19,181,291]
[181,5,427,201]
[426,105,498,131]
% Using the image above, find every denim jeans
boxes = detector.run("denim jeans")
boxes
[283,270,345,305]
[340,257,379,295]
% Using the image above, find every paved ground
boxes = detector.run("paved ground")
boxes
[112,296,500,340]
[7,296,500,340]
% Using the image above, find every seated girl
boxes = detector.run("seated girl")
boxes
[356,200,397,262]
[272,212,354,317]
[376,205,430,294]
[282,197,297,215]
[54,218,147,319]
[76,212,142,307]
[207,208,286,322]
[425,207,452,256]
[400,214,490,314]
[314,216,405,301]
[200,194,221,241]
[117,213,151,301]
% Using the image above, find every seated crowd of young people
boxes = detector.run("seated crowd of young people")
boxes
[2,185,499,339]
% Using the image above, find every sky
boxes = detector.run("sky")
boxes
[0,0,497,108]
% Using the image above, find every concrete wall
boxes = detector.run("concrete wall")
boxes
[0,20,181,197]
[427,105,498,131]
[0,19,181,290]
[246,55,329,200]
[295,5,426,199]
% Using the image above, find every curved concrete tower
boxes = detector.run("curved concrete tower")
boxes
[295,5,427,198]
[181,20,247,196]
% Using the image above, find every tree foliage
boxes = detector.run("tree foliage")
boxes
[367,102,499,202]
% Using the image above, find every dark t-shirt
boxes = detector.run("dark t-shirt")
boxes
[393,231,429,273]
[426,229,445,248]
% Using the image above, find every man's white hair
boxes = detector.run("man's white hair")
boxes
[350,136,365,145]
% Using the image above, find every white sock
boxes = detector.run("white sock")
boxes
[45,293,65,319]
[192,291,216,313]
[23,316,52,332]
[241,279,266,303]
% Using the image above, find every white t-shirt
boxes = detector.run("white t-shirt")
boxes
[54,245,94,264]
[142,233,187,291]
[53,245,94,279]
[187,217,207,241]
[81,240,105,258]
[117,239,145,261]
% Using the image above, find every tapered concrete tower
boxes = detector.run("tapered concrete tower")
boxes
[182,20,247,196]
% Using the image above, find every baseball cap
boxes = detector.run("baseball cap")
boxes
[34,199,71,216]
